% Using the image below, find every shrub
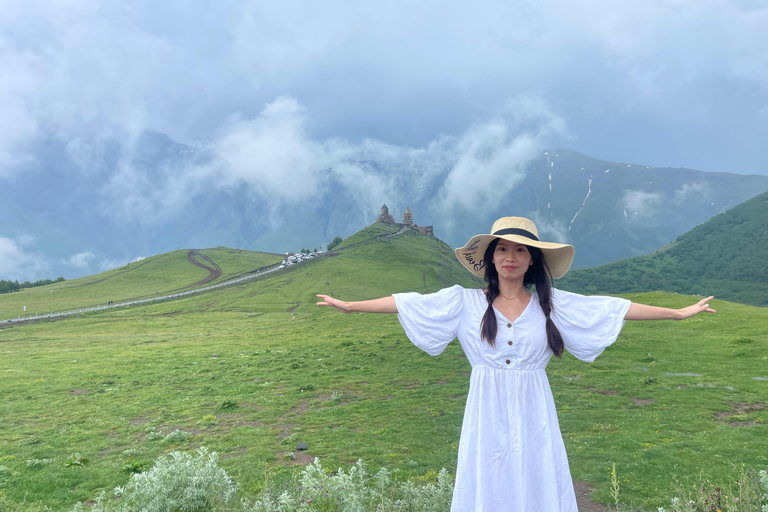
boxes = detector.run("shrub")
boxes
[655,467,768,512]
[70,447,236,512]
[243,458,453,512]
[162,429,191,444]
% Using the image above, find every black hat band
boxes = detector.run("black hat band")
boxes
[492,228,539,241]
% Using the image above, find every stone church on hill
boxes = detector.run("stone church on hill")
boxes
[376,204,434,236]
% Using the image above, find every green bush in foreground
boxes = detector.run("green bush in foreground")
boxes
[69,448,453,512]
[243,459,453,512]
[72,447,236,512]
[65,445,768,512]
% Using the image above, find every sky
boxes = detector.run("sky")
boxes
[1,0,766,176]
[1,0,767,280]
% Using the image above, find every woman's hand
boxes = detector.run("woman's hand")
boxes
[625,296,716,321]
[316,294,354,313]
[675,296,716,320]
[316,295,398,314]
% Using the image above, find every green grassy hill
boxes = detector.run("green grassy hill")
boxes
[558,190,768,306]
[0,225,766,511]
[0,248,283,320]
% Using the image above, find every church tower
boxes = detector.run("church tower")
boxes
[376,204,395,224]
[403,207,414,226]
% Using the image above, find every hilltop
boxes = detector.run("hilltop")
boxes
[557,190,768,305]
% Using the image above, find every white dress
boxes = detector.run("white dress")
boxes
[392,285,631,512]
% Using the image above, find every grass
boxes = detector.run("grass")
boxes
[0,248,283,320]
[0,225,766,510]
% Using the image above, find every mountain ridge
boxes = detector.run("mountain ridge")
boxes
[2,132,767,281]
[557,189,768,306]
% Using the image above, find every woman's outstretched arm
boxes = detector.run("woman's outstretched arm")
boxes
[624,296,716,321]
[316,294,398,314]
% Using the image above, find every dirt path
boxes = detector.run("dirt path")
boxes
[187,250,222,286]
[574,480,608,512]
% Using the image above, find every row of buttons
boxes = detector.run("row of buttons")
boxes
[506,322,513,364]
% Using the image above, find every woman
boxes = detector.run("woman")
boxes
[316,216,715,512]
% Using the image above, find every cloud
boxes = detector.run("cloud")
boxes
[434,96,568,215]
[673,182,711,203]
[215,97,323,201]
[91,95,566,230]
[66,252,95,269]
[0,236,50,281]
[528,211,571,244]
[97,259,126,273]
[0,0,766,183]
[621,190,663,219]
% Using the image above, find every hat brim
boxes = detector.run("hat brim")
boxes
[455,234,575,279]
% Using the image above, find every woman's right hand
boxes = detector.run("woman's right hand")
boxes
[316,295,398,314]
[316,294,354,313]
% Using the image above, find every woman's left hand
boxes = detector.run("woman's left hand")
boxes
[675,296,716,320]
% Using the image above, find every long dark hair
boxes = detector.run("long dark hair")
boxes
[479,239,564,357]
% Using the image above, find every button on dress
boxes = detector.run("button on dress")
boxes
[392,285,631,512]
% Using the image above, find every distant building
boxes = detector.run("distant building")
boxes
[403,207,413,226]
[374,205,433,236]
[377,204,396,224]
[413,224,434,236]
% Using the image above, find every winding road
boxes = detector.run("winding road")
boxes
[187,250,222,286]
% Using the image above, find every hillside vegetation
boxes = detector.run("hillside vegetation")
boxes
[0,248,283,320]
[558,190,768,306]
[0,225,766,511]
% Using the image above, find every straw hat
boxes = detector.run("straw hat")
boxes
[454,217,575,279]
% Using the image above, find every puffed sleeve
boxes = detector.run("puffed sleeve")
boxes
[392,285,465,356]
[550,288,631,363]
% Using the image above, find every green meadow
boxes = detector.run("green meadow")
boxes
[0,248,283,320]
[0,225,767,511]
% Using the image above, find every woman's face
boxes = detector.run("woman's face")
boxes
[492,239,533,281]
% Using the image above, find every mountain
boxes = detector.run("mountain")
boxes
[445,149,768,269]
[2,131,767,281]
[557,190,768,306]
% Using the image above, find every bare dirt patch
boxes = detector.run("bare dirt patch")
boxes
[216,411,267,430]
[129,415,151,425]
[436,380,449,385]
[728,421,761,427]
[631,398,655,406]
[573,480,608,511]
[275,450,315,466]
[599,390,619,396]
[286,400,310,416]
[71,388,88,396]
[731,402,766,414]
[716,402,766,427]
[390,380,420,389]
[276,424,295,442]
